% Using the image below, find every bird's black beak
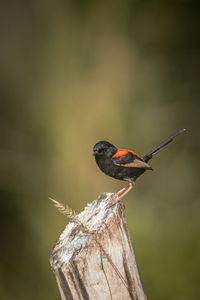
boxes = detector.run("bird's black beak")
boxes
[93,151,97,156]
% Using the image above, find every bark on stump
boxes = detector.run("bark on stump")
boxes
[50,192,147,300]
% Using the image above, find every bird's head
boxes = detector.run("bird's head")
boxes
[93,141,117,159]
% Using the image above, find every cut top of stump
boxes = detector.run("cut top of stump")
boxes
[50,193,117,269]
[50,192,147,300]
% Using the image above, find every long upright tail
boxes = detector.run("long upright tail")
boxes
[143,129,186,162]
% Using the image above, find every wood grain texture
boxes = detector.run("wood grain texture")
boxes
[50,193,147,300]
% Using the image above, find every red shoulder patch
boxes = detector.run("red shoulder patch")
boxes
[112,148,129,158]
[112,148,143,159]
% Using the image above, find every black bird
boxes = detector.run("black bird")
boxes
[93,129,186,205]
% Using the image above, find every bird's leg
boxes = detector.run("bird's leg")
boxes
[105,187,127,203]
[109,181,135,207]
[117,181,135,201]
[115,187,126,197]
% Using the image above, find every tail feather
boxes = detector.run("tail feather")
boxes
[143,129,186,162]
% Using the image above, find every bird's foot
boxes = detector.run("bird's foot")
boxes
[109,196,124,208]
[108,189,127,208]
[107,187,126,208]
[109,182,135,208]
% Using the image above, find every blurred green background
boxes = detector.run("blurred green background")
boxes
[0,1,199,299]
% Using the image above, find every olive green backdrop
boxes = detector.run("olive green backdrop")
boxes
[0,1,199,299]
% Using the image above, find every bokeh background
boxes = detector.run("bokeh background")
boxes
[0,1,200,299]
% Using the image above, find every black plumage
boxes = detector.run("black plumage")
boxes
[93,129,185,205]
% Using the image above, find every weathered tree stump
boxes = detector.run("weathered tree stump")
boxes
[50,193,147,300]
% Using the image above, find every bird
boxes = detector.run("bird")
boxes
[93,129,186,206]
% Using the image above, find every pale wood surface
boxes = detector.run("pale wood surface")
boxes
[50,193,147,300]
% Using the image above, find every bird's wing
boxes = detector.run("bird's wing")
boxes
[112,149,153,170]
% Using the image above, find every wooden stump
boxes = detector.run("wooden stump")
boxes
[50,193,147,300]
